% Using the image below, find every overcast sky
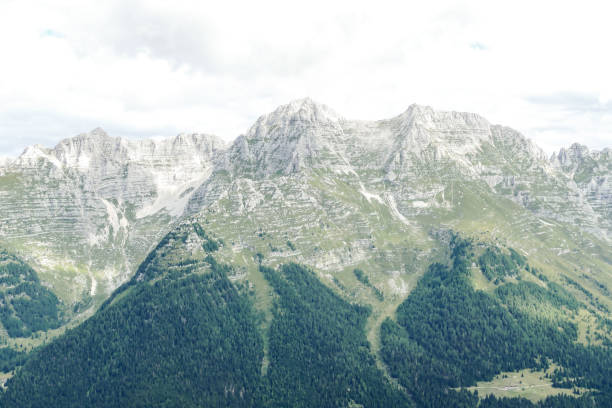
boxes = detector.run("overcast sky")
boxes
[0,0,610,157]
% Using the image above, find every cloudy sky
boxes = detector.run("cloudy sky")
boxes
[0,0,610,157]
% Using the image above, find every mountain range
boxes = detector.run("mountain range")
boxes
[0,98,611,406]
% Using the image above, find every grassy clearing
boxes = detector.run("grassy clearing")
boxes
[462,367,587,402]
[0,371,13,389]
[1,303,98,352]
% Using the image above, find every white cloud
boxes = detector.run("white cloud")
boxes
[0,0,610,156]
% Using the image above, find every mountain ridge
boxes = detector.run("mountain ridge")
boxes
[0,98,611,406]
[5,98,607,164]
[0,98,609,306]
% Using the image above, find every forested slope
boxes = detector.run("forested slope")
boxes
[2,228,611,407]
[0,228,264,407]
[0,249,63,338]
[258,263,409,407]
[381,235,612,407]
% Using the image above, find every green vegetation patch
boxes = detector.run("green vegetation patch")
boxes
[478,246,525,282]
[259,263,409,407]
[193,223,221,252]
[353,268,384,301]
[1,257,264,407]
[465,367,588,402]
[0,347,28,373]
[495,281,581,320]
[0,249,63,338]
[381,235,612,407]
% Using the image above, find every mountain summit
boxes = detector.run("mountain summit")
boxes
[227,98,345,175]
[0,99,610,304]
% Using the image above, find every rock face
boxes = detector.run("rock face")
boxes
[225,98,347,176]
[1,98,610,308]
[0,128,226,302]
[179,100,612,325]
[550,144,612,235]
[191,99,611,241]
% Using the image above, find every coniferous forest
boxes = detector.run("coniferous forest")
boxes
[381,235,612,407]
[0,249,63,338]
[1,231,611,407]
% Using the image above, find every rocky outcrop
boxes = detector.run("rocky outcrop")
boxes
[225,98,347,176]
[0,128,226,301]
[551,144,612,238]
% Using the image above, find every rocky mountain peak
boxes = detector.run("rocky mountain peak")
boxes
[19,143,51,158]
[381,105,495,176]
[391,104,492,153]
[256,97,342,127]
[1,98,611,313]
[128,133,227,162]
[243,98,342,142]
[9,143,59,170]
[10,129,226,174]
[395,104,490,132]
[89,127,109,137]
[227,98,346,176]
[57,127,116,149]
[166,132,227,153]
[551,143,591,170]
[51,128,125,170]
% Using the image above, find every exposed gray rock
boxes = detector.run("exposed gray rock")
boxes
[1,98,610,307]
[0,128,226,301]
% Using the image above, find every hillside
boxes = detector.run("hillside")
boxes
[1,224,409,407]
[0,248,63,339]
[0,130,226,305]
[3,227,611,406]
[0,98,610,405]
